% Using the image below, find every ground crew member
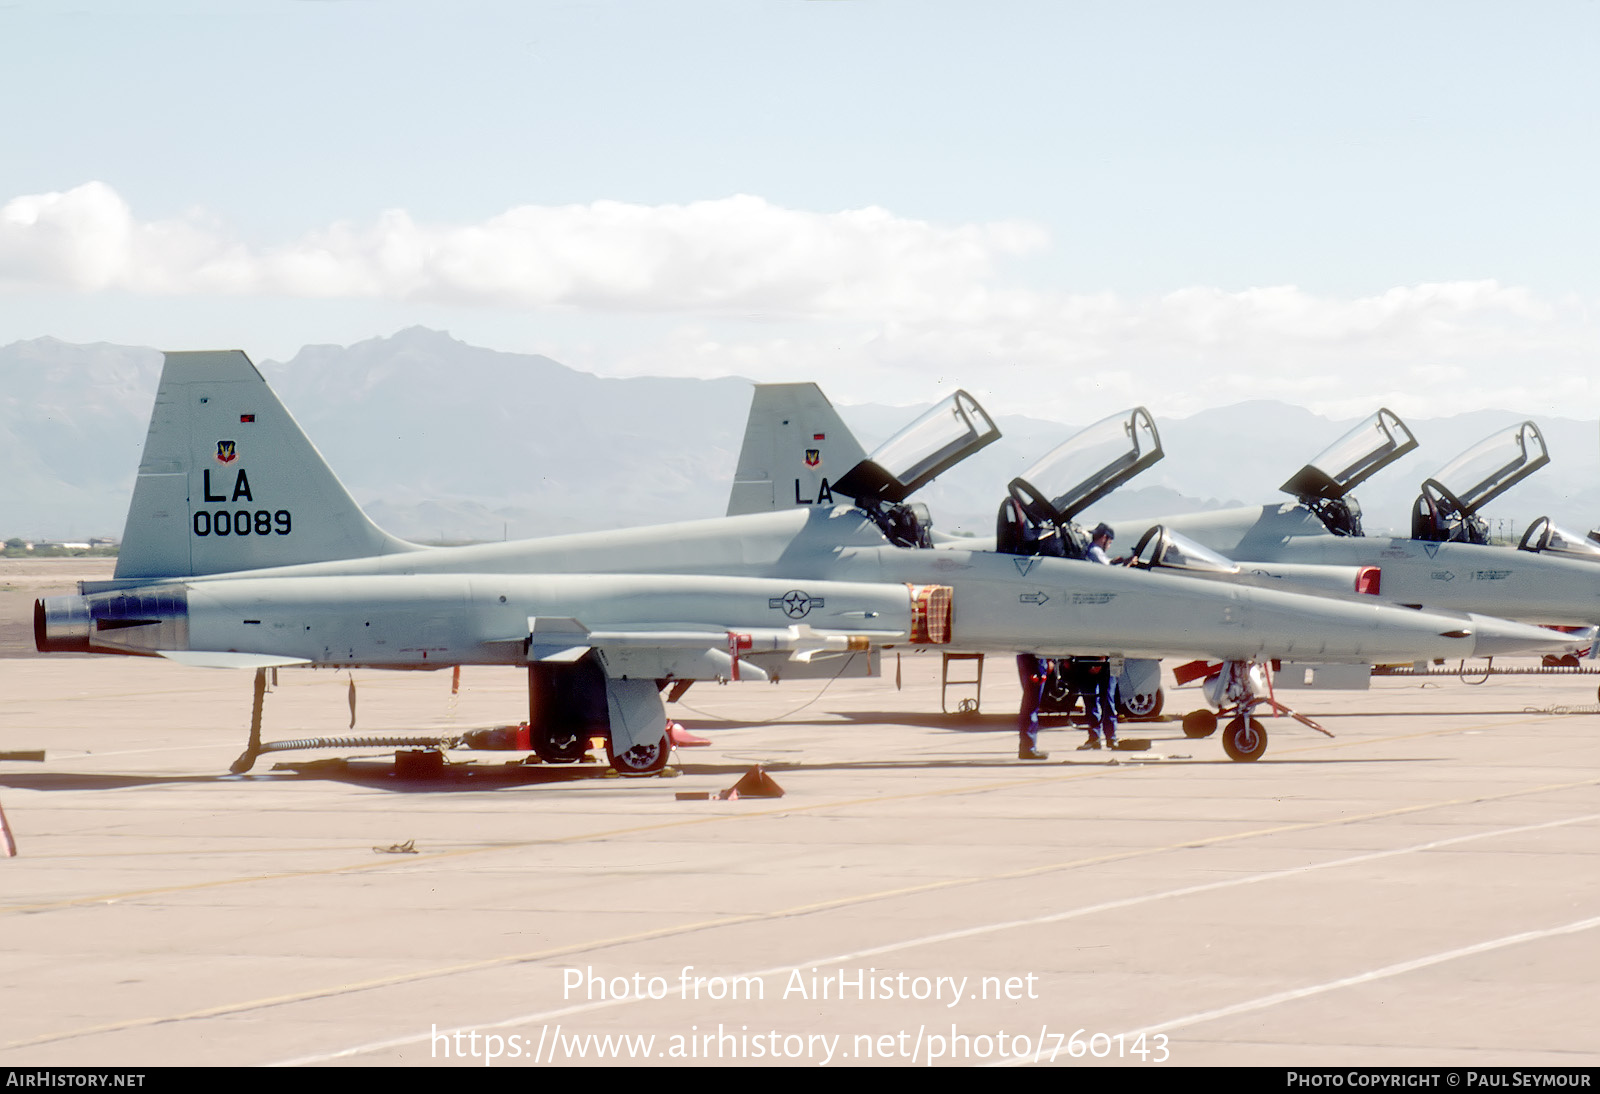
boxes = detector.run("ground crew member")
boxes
[1016,653,1050,760]
[1077,523,1119,749]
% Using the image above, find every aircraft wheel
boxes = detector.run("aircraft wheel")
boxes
[1222,716,1268,762]
[533,724,588,764]
[607,732,670,776]
[1181,709,1218,738]
[1118,687,1164,720]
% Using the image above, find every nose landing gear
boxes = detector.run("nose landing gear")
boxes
[1182,660,1335,761]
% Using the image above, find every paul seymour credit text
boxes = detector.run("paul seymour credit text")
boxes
[1287,1075,1591,1088]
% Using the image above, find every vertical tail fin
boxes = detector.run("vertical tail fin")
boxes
[114,351,417,579]
[725,383,868,515]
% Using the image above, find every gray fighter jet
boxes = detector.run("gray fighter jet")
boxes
[726,384,1172,711]
[725,386,1389,720]
[1093,413,1600,724]
[1142,411,1600,629]
[34,353,1583,768]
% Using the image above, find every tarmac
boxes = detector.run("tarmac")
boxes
[2,558,1599,1068]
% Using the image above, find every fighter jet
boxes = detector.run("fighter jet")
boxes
[724,386,1389,719]
[1084,412,1600,721]
[726,385,1169,712]
[33,352,1584,769]
[1142,411,1600,630]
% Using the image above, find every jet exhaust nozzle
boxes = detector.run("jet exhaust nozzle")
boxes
[34,596,93,653]
[34,591,189,655]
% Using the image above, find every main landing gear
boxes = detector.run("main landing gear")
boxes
[605,733,670,776]
[532,724,589,765]
[226,663,674,778]
[529,660,671,776]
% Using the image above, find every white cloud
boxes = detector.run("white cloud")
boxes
[583,281,1599,423]
[0,183,1044,318]
[3,182,1597,422]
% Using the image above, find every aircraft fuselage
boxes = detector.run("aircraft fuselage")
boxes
[48,507,1567,668]
[1153,505,1600,626]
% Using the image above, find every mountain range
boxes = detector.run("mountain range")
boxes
[4,327,1596,545]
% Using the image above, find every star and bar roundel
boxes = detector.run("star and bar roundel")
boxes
[769,589,823,618]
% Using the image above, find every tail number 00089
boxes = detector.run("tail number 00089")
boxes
[193,510,292,537]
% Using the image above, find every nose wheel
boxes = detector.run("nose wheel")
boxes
[1222,716,1268,762]
[1192,697,1331,761]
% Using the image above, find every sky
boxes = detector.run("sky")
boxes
[3,0,1599,423]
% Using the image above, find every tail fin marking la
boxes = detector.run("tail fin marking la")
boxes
[114,351,418,579]
[725,383,868,516]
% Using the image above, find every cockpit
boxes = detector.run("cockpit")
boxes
[995,407,1163,561]
[1517,516,1600,563]
[1125,524,1241,575]
[1411,421,1549,544]
[1279,408,1418,537]
[831,390,1000,548]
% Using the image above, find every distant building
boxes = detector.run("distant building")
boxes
[3,537,119,553]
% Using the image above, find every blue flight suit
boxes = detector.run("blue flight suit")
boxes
[1016,653,1048,755]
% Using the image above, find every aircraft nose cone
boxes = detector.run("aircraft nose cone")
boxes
[1463,614,1589,658]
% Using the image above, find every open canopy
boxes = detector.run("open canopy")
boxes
[1413,421,1549,544]
[832,390,1000,504]
[1280,408,1418,502]
[1007,407,1163,526]
[1426,421,1549,517]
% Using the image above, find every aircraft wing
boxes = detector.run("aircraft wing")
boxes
[527,616,903,682]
